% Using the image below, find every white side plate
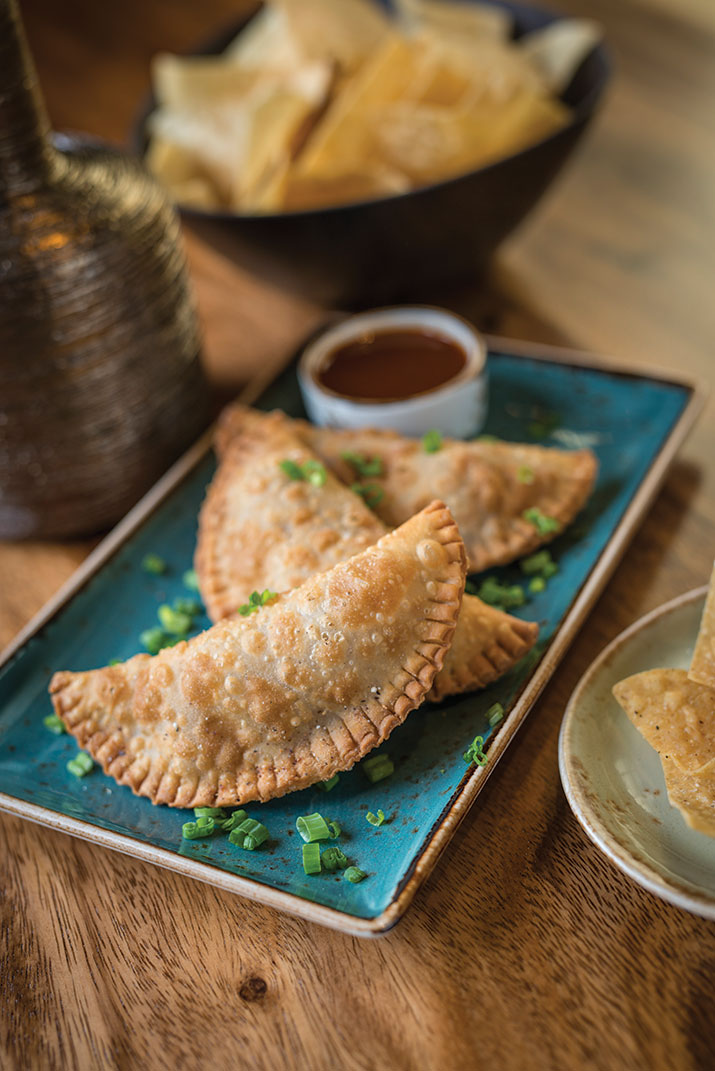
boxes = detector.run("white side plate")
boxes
[559,586,715,919]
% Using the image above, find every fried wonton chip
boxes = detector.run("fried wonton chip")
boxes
[199,407,538,700]
[612,669,715,776]
[50,503,465,808]
[661,758,715,838]
[270,423,597,573]
[689,562,715,689]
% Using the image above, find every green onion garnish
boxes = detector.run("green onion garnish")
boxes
[476,577,525,609]
[523,507,560,535]
[44,713,66,735]
[140,626,168,655]
[520,550,553,575]
[142,553,167,575]
[351,482,384,508]
[67,752,94,778]
[517,465,534,484]
[542,560,559,578]
[317,775,339,792]
[344,866,367,883]
[230,818,269,850]
[218,809,248,832]
[528,412,560,439]
[278,459,327,486]
[341,451,384,478]
[194,806,224,818]
[183,568,200,592]
[529,576,546,594]
[108,658,121,666]
[366,809,385,827]
[158,604,193,636]
[302,842,321,875]
[362,754,394,783]
[475,434,501,443]
[321,845,349,871]
[182,818,215,840]
[486,703,505,727]
[238,589,277,616]
[174,597,202,617]
[327,820,341,839]
[463,735,488,767]
[296,812,331,842]
[422,429,443,453]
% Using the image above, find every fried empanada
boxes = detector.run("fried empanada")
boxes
[612,669,715,775]
[198,407,538,700]
[215,405,597,571]
[689,562,715,689]
[50,502,465,808]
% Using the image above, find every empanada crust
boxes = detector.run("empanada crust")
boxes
[199,407,538,698]
[50,502,466,808]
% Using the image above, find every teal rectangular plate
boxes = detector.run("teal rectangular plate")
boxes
[0,338,702,935]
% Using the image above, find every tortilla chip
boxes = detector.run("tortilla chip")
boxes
[395,0,512,43]
[612,669,715,775]
[225,4,304,73]
[689,562,715,689]
[519,19,602,94]
[275,0,390,73]
[661,758,715,838]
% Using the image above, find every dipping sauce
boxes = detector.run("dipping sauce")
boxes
[317,329,467,402]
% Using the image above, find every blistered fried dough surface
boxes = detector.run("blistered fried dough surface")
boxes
[612,669,715,775]
[201,407,538,697]
[50,503,465,808]
[689,562,715,689]
[294,423,597,571]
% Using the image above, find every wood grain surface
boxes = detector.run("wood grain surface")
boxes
[2,1,715,1068]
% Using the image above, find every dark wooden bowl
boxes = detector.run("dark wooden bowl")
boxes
[135,0,610,307]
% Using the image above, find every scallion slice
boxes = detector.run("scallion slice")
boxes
[463,735,488,767]
[158,604,192,636]
[422,429,443,454]
[317,775,339,792]
[182,568,200,592]
[340,451,383,478]
[522,507,560,535]
[141,553,166,575]
[219,809,248,832]
[327,820,341,839]
[321,846,349,872]
[529,576,546,594]
[140,626,168,655]
[517,465,534,484]
[194,807,225,818]
[302,842,321,875]
[67,752,94,778]
[296,812,330,842]
[366,809,385,827]
[486,703,505,727]
[230,818,269,850]
[520,550,553,575]
[182,819,214,840]
[344,866,367,883]
[44,713,66,735]
[362,754,394,783]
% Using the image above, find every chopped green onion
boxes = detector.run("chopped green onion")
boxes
[529,576,546,594]
[542,561,559,579]
[317,775,339,792]
[528,412,560,439]
[340,451,383,478]
[108,658,121,666]
[182,819,215,840]
[475,433,501,443]
[194,807,224,818]
[523,507,560,536]
[230,818,269,850]
[366,809,385,827]
[174,597,202,617]
[302,842,321,875]
[344,866,367,883]
[422,429,443,453]
[278,459,327,486]
[218,809,248,832]
[67,752,94,778]
[158,604,193,636]
[362,754,394,783]
[351,482,384,508]
[44,713,66,735]
[142,553,167,575]
[486,703,505,727]
[463,735,488,767]
[183,568,200,592]
[140,626,168,655]
[238,589,277,616]
[327,820,341,839]
[296,812,331,842]
[195,816,215,834]
[476,577,526,610]
[321,845,349,871]
[520,550,554,575]
[517,465,534,484]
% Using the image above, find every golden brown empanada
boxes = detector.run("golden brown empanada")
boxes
[612,669,715,775]
[198,407,538,700]
[50,502,465,808]
[689,561,715,689]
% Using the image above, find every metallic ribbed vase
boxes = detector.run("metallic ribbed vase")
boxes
[0,0,211,539]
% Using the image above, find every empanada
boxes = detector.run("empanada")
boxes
[215,405,597,571]
[689,562,715,689]
[50,502,465,808]
[198,407,538,700]
[612,669,715,775]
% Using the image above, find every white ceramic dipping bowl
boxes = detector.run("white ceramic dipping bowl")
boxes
[297,306,488,438]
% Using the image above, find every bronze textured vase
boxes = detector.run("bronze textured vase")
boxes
[0,0,211,539]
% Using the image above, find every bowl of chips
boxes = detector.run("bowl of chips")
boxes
[138,0,610,305]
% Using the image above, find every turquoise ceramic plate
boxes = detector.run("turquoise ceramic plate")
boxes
[559,588,715,919]
[0,338,702,935]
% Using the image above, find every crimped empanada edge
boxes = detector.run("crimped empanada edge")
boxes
[430,608,538,702]
[50,501,466,808]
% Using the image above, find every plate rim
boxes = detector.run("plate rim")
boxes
[558,584,715,920]
[0,335,707,936]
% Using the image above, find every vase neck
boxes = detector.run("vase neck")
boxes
[0,0,55,196]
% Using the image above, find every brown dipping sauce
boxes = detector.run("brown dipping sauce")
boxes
[317,329,467,403]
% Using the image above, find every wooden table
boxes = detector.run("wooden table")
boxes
[3,1,715,1068]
